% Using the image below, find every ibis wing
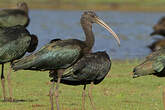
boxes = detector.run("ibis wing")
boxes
[146,48,165,59]
[51,56,87,85]
[0,25,30,46]
[12,41,83,71]
[52,52,111,85]
[62,59,86,77]
[0,36,31,63]
[0,26,31,63]
[145,48,165,72]
[63,52,111,80]
[153,55,165,72]
[0,9,29,27]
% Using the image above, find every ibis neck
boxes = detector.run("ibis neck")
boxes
[81,20,95,51]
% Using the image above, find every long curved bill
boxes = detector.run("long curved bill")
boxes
[95,17,120,46]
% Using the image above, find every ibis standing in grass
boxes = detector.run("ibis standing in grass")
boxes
[12,11,120,110]
[0,1,33,102]
[50,51,111,110]
[0,2,29,27]
[0,25,38,101]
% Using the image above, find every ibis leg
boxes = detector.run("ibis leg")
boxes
[163,87,165,110]
[54,71,62,110]
[7,66,13,102]
[49,81,55,110]
[82,85,86,110]
[88,82,96,110]
[1,64,6,101]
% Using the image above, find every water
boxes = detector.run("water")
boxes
[27,10,165,60]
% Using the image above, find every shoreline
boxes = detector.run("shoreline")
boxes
[0,2,165,12]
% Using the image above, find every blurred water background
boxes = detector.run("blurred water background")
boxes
[27,10,164,59]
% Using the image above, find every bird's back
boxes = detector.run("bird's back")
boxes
[133,48,165,78]
[0,9,29,27]
[0,25,32,64]
[151,16,165,36]
[51,51,111,85]
[148,39,165,52]
[12,39,86,71]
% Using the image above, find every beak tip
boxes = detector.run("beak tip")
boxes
[117,40,120,47]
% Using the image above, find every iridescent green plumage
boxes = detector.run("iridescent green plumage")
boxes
[0,2,29,27]
[12,39,86,70]
[0,25,38,101]
[0,25,36,64]
[50,51,111,85]
[11,11,120,110]
[133,48,165,78]
[0,9,29,27]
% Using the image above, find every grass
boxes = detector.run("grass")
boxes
[1,0,165,11]
[2,0,165,5]
[0,60,165,110]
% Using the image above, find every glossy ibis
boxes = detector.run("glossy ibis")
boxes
[0,2,29,27]
[151,16,165,36]
[0,25,38,101]
[12,11,120,110]
[148,38,165,52]
[50,51,111,110]
[133,48,165,110]
[133,48,165,78]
